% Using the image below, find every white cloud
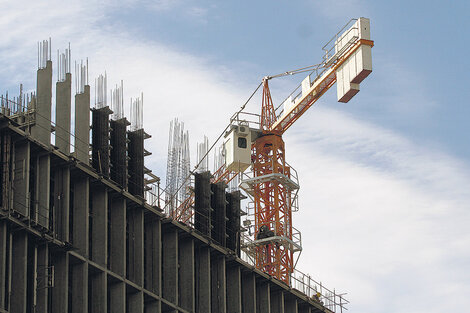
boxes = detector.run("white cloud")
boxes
[1,2,469,313]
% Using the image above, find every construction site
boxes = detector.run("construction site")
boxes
[0,18,373,313]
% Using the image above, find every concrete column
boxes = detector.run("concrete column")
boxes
[128,291,144,313]
[256,282,270,313]
[179,238,195,312]
[71,262,88,313]
[270,290,284,313]
[12,141,30,217]
[144,217,161,295]
[36,154,50,228]
[90,271,107,313]
[109,281,125,313]
[0,221,6,310]
[72,177,89,256]
[91,186,107,266]
[32,60,52,145]
[211,255,226,313]
[10,232,28,313]
[55,73,72,153]
[285,298,298,313]
[36,243,49,313]
[298,305,312,313]
[196,246,211,313]
[51,252,69,312]
[53,167,70,241]
[242,272,256,313]
[128,207,144,285]
[145,300,161,313]
[110,197,126,276]
[74,85,90,164]
[226,266,242,313]
[162,228,178,304]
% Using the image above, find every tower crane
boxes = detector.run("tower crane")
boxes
[173,17,374,285]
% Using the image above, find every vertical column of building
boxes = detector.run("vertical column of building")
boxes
[162,225,178,305]
[91,107,111,177]
[179,237,195,312]
[242,272,257,313]
[127,205,144,286]
[127,129,145,198]
[195,246,211,312]
[1,132,12,212]
[144,213,161,296]
[36,243,49,313]
[285,297,298,313]
[90,185,108,266]
[71,76,90,313]
[32,60,52,228]
[270,290,285,313]
[0,220,7,310]
[226,265,242,313]
[256,281,271,313]
[194,171,212,236]
[10,232,28,313]
[298,305,312,313]
[226,191,242,256]
[211,255,226,313]
[211,182,227,247]
[109,118,129,189]
[90,269,107,313]
[12,138,30,217]
[50,70,72,312]
[108,278,125,313]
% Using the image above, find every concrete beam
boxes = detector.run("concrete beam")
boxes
[91,186,107,266]
[242,272,256,313]
[196,246,211,313]
[211,255,226,313]
[10,232,28,313]
[55,73,72,154]
[109,281,126,313]
[71,262,88,313]
[162,228,178,304]
[226,266,242,313]
[256,282,270,313]
[110,197,126,276]
[72,177,89,256]
[179,238,195,312]
[74,85,90,164]
[32,60,52,145]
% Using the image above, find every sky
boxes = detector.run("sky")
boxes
[1,1,469,312]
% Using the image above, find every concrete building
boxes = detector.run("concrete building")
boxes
[0,45,340,313]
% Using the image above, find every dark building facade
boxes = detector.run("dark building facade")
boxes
[0,56,333,313]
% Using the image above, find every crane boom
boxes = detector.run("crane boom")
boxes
[271,38,374,134]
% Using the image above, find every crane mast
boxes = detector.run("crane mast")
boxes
[170,17,374,286]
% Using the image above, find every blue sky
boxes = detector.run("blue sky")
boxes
[1,1,469,312]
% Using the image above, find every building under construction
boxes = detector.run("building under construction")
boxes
[0,17,373,313]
